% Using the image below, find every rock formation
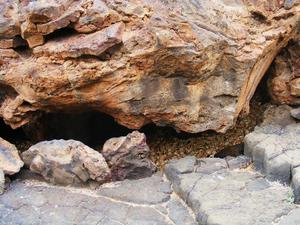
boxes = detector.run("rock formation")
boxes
[0,0,299,133]
[268,35,300,105]
[0,137,23,175]
[22,139,111,185]
[102,131,156,181]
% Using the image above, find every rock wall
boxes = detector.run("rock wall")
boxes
[0,0,299,133]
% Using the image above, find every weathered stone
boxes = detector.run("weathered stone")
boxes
[0,173,196,225]
[260,104,296,127]
[165,156,295,225]
[279,208,300,225]
[290,107,300,120]
[102,131,156,181]
[0,137,23,175]
[268,36,300,105]
[33,22,124,59]
[73,0,121,33]
[0,170,4,195]
[98,173,171,204]
[0,1,299,133]
[244,119,300,202]
[21,140,111,185]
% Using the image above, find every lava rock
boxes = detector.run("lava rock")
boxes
[0,1,299,133]
[290,107,300,120]
[102,131,157,181]
[22,140,111,185]
[0,170,4,194]
[0,137,23,175]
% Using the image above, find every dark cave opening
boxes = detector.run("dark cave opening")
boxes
[0,65,272,167]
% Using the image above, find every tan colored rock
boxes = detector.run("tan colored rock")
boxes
[0,0,299,133]
[0,137,24,175]
[290,78,300,96]
[22,139,111,185]
[33,22,124,58]
[268,36,300,105]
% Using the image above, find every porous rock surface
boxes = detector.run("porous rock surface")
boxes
[0,156,299,225]
[0,137,23,175]
[21,139,111,185]
[0,0,299,133]
[102,131,157,181]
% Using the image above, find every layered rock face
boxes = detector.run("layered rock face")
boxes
[0,0,299,133]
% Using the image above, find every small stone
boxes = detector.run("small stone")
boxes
[22,139,111,185]
[0,137,24,175]
[102,131,157,181]
[0,170,4,194]
[290,107,300,120]
[26,35,44,48]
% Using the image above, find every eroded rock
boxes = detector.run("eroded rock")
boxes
[0,137,23,175]
[0,0,299,133]
[102,131,157,181]
[22,139,111,185]
[290,107,300,120]
[268,36,300,105]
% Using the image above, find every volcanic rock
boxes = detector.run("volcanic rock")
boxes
[22,139,111,185]
[102,131,156,181]
[291,107,300,119]
[268,35,300,105]
[0,137,23,175]
[0,0,299,133]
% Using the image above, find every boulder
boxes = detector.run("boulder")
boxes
[291,107,300,120]
[0,137,23,175]
[22,140,111,185]
[0,0,299,133]
[102,131,156,181]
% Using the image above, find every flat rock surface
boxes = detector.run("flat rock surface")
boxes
[0,156,299,225]
[244,123,300,202]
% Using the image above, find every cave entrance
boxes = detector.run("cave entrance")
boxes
[0,68,272,167]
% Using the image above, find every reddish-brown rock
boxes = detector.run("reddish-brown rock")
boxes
[268,35,300,105]
[0,0,299,133]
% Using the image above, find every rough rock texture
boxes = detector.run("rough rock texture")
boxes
[0,1,299,133]
[0,174,196,225]
[1,156,298,225]
[164,156,295,225]
[290,107,300,119]
[268,35,300,105]
[102,131,156,181]
[22,140,111,185]
[0,170,4,195]
[244,123,300,202]
[0,137,23,175]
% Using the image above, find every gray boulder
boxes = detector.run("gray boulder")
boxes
[102,131,157,181]
[290,107,300,120]
[22,140,111,185]
[0,137,23,175]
